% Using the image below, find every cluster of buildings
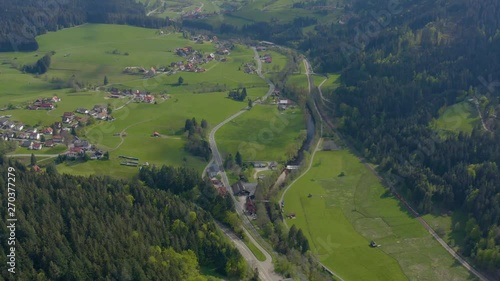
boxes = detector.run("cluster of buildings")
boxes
[72,104,109,121]
[27,96,61,110]
[107,89,156,103]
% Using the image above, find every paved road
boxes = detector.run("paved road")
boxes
[202,48,282,281]
[251,47,275,100]
[6,154,59,158]
[207,109,282,281]
[303,57,491,281]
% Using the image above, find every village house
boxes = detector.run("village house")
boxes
[20,140,33,149]
[62,112,75,123]
[31,142,42,150]
[231,181,257,198]
[52,96,61,102]
[2,132,15,140]
[207,163,219,178]
[67,147,83,158]
[0,117,9,126]
[29,133,40,140]
[52,135,64,143]
[3,121,15,130]
[16,132,28,139]
[15,123,24,131]
[73,139,91,150]
[35,103,54,110]
[41,127,53,135]
[76,108,89,114]
[144,95,155,103]
[44,140,54,147]
[92,105,107,114]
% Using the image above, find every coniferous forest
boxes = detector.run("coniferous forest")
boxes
[0,0,174,52]
[0,155,247,281]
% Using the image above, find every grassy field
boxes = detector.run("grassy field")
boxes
[0,24,278,177]
[259,50,288,75]
[216,105,305,162]
[204,0,342,29]
[431,102,480,135]
[283,149,475,281]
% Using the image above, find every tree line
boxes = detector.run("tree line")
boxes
[0,154,250,280]
[0,0,175,52]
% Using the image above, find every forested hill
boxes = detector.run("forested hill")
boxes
[0,0,172,52]
[217,0,499,275]
[308,0,500,274]
[0,158,246,280]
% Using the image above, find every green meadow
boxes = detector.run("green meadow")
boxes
[0,24,278,177]
[431,102,480,135]
[204,0,342,29]
[216,105,305,162]
[259,50,288,75]
[283,149,475,281]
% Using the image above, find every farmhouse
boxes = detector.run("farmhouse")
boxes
[143,95,155,103]
[231,181,257,197]
[261,54,272,63]
[52,96,61,102]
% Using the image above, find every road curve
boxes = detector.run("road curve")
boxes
[207,108,282,281]
[252,47,275,100]
[202,47,283,281]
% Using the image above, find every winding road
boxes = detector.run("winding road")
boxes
[203,47,283,281]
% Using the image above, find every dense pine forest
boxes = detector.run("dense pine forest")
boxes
[0,155,247,280]
[0,0,173,52]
